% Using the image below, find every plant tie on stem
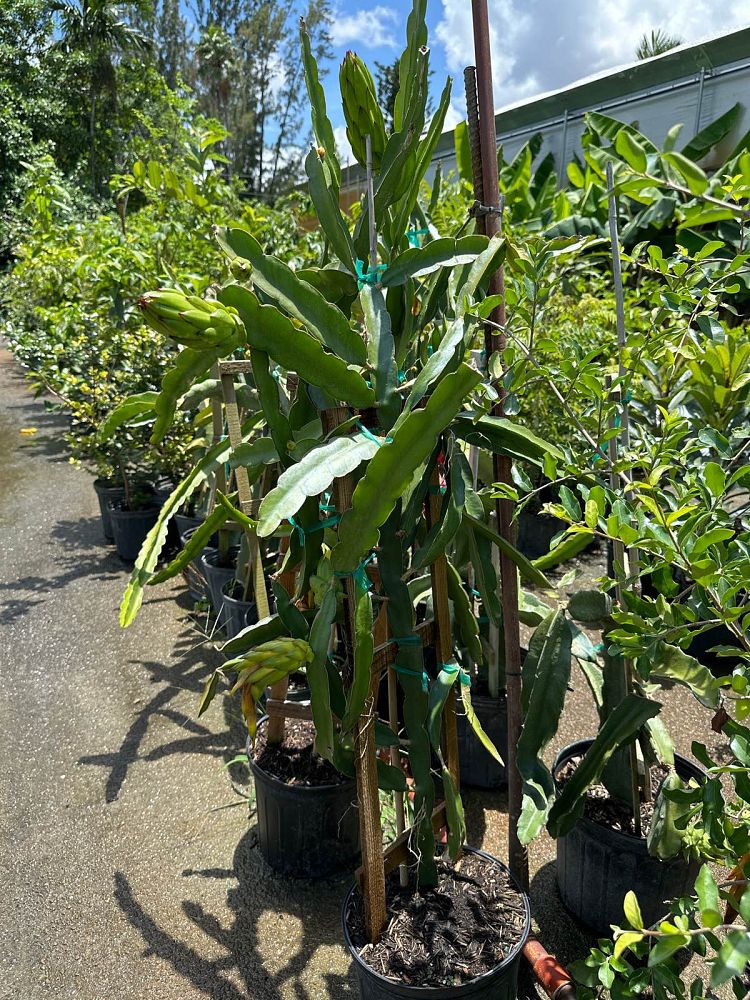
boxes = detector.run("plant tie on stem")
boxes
[355,421,392,446]
[406,228,429,247]
[334,551,376,590]
[441,660,472,686]
[288,514,341,545]
[392,662,430,692]
[355,258,387,289]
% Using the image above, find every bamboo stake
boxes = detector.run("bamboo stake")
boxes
[468,5,528,887]
[427,463,460,790]
[607,380,643,837]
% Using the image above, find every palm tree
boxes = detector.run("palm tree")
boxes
[636,29,682,60]
[52,0,151,194]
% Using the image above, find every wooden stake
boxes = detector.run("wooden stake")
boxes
[322,405,386,944]
[468,3,528,888]
[427,464,460,790]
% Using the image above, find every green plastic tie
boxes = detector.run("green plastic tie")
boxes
[406,227,429,247]
[355,421,392,446]
[289,514,341,544]
[393,662,429,692]
[393,635,422,646]
[355,259,387,289]
[334,551,376,590]
[441,661,472,686]
[428,485,447,495]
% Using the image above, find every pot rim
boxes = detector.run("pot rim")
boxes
[553,737,706,846]
[107,501,160,516]
[200,547,239,570]
[221,579,257,604]
[342,846,531,995]
[245,718,355,794]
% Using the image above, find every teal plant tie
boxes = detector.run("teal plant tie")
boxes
[397,370,406,384]
[355,259,387,289]
[590,391,634,464]
[428,484,447,495]
[406,227,429,247]
[393,635,422,646]
[442,661,472,686]
[427,345,434,357]
[288,514,341,544]
[355,420,392,446]
[594,642,607,653]
[477,615,489,625]
[393,662,429,692]
[334,551,376,590]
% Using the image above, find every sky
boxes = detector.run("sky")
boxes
[323,0,750,165]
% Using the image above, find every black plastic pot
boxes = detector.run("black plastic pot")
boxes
[174,512,204,537]
[342,847,530,1000]
[200,547,239,614]
[457,694,507,789]
[247,725,360,878]
[108,502,160,562]
[516,509,565,561]
[554,739,704,935]
[221,580,257,639]
[179,528,213,601]
[93,478,125,541]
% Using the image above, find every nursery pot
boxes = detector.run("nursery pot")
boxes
[554,739,704,935]
[108,501,159,562]
[93,478,125,541]
[246,726,360,878]
[200,547,239,614]
[174,512,204,538]
[342,847,530,1000]
[220,580,257,640]
[457,693,508,789]
[179,528,214,602]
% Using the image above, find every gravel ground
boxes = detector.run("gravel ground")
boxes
[0,348,726,999]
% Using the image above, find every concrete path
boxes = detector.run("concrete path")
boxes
[0,347,723,999]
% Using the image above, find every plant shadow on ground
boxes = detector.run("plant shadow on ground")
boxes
[114,826,358,1000]
[78,605,241,802]
[0,516,122,625]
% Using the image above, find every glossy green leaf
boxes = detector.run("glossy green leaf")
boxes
[98,391,158,442]
[548,694,661,837]
[650,642,719,708]
[307,585,337,760]
[148,504,228,585]
[257,433,379,536]
[533,530,594,571]
[624,890,644,930]
[151,347,220,444]
[304,147,354,272]
[381,236,488,288]
[220,286,374,408]
[361,285,399,430]
[333,364,481,571]
[120,428,252,627]
[300,19,340,186]
[453,411,562,467]
[404,318,467,413]
[463,513,551,588]
[517,611,572,844]
[216,228,366,366]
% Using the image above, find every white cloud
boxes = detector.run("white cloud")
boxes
[330,4,399,49]
[435,1,750,109]
[334,125,355,167]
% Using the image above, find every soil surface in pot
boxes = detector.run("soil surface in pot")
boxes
[348,852,527,988]
[556,756,671,835]
[253,718,347,787]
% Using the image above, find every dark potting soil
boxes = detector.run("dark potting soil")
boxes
[556,756,670,836]
[252,718,348,787]
[348,853,527,988]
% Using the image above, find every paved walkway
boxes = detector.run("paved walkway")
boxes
[0,348,723,999]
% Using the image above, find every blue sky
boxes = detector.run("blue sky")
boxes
[323,1,750,164]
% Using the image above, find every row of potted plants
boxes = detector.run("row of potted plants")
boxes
[97,6,750,997]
